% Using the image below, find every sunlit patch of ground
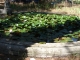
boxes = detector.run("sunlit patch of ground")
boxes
[49,5,80,17]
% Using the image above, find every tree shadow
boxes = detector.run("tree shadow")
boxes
[10,0,73,12]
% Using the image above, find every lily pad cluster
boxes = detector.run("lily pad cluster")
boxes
[0,12,80,43]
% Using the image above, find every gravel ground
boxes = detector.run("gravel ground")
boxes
[49,5,80,17]
[0,54,80,60]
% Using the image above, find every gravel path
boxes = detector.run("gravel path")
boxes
[0,54,80,60]
[49,5,80,17]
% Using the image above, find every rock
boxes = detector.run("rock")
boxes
[30,58,36,60]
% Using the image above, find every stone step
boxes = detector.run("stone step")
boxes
[26,46,80,57]
[30,41,80,48]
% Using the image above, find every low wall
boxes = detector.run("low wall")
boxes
[0,9,6,14]
[27,41,80,57]
[0,39,80,57]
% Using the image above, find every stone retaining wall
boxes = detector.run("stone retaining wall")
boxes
[0,40,80,57]
[26,41,80,57]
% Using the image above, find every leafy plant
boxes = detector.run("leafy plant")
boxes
[0,12,80,42]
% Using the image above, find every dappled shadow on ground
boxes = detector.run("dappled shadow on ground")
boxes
[10,0,73,12]
[0,54,24,60]
[0,38,34,60]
